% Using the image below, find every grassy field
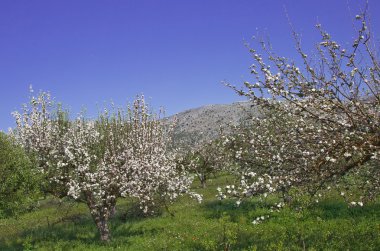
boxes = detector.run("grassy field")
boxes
[0,175,379,250]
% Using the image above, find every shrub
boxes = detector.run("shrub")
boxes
[0,132,41,218]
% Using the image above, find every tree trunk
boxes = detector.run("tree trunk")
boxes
[95,216,111,242]
[85,191,112,242]
[109,204,116,218]
[196,172,207,188]
[201,178,207,188]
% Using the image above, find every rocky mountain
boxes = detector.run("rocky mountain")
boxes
[165,101,261,150]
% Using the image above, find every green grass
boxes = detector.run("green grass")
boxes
[0,175,379,250]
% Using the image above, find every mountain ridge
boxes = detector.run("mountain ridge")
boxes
[165,100,260,149]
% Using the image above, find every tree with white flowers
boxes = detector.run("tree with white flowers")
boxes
[180,139,226,188]
[12,90,200,241]
[220,11,379,206]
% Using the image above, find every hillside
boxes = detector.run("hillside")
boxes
[165,101,261,150]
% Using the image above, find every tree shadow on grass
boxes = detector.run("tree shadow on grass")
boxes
[202,199,265,220]
[202,197,380,222]
[199,198,380,251]
[0,202,165,251]
[308,199,380,220]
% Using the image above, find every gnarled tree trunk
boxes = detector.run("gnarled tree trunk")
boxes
[85,191,113,242]
[94,214,111,242]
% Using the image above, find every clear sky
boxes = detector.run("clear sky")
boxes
[0,0,379,131]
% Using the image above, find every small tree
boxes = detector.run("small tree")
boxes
[221,11,379,205]
[181,140,225,188]
[12,91,200,241]
[0,132,41,218]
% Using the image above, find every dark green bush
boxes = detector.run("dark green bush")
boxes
[0,132,41,218]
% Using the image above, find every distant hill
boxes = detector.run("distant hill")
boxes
[165,101,261,150]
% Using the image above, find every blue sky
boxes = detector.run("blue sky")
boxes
[0,0,378,131]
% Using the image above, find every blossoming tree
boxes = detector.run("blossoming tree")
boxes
[12,90,199,241]
[220,12,379,206]
[179,139,226,188]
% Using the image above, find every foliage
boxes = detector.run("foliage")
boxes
[0,132,41,218]
[12,90,200,241]
[221,10,379,205]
